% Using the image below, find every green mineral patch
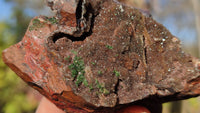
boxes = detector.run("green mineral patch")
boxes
[113,70,120,77]
[29,18,44,31]
[71,50,78,55]
[75,74,85,86]
[45,17,58,24]
[89,84,94,91]
[98,70,102,75]
[68,56,88,87]
[64,56,71,61]
[91,62,96,65]
[106,45,113,49]
[95,79,110,95]
[29,17,58,31]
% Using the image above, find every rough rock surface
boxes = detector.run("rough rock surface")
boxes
[2,0,200,113]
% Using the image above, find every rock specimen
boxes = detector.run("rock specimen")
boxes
[2,0,200,113]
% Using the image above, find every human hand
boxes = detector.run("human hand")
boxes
[36,97,150,113]
[117,105,150,113]
[36,97,65,113]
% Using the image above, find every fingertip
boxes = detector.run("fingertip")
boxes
[36,97,65,113]
[118,105,151,113]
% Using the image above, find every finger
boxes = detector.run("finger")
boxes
[117,105,151,113]
[36,97,65,113]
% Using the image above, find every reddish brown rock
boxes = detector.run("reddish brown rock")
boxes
[2,0,200,113]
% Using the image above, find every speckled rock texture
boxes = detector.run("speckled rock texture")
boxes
[2,0,200,113]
